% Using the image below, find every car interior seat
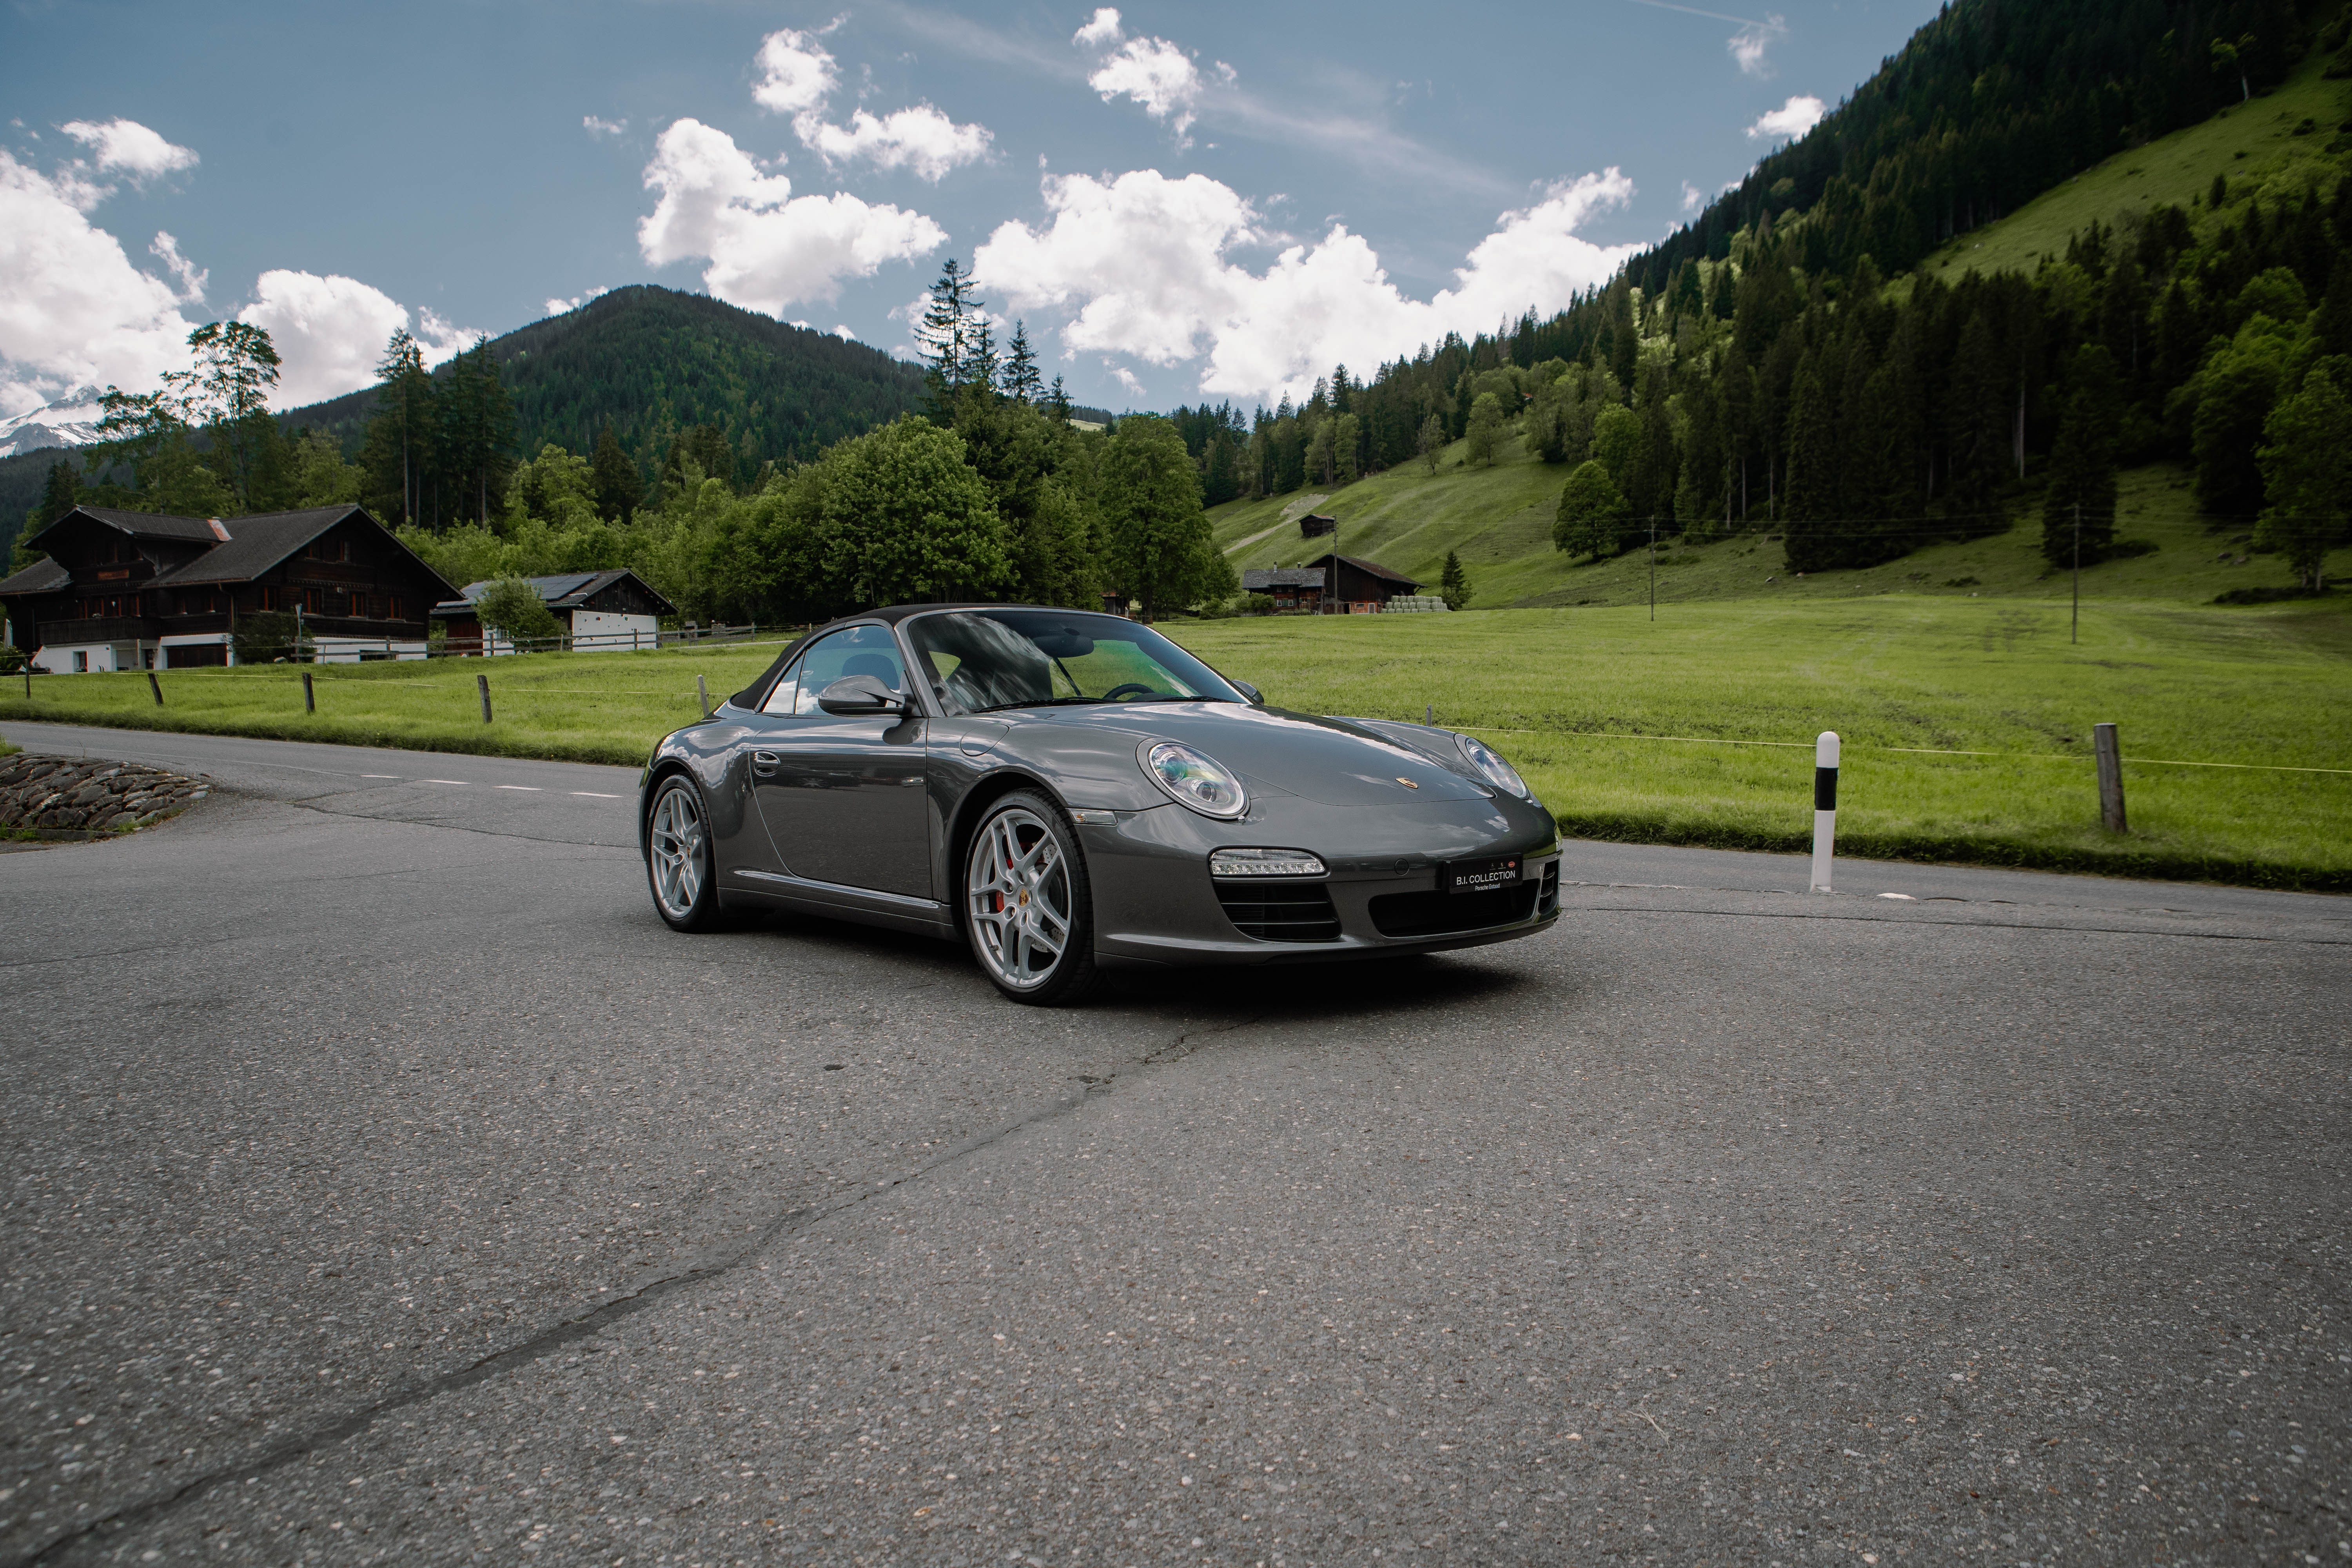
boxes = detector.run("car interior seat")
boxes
[840,652,902,690]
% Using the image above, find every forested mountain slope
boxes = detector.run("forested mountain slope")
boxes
[283,285,929,481]
[1166,0,2352,602]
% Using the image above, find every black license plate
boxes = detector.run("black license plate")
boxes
[1441,856,1521,895]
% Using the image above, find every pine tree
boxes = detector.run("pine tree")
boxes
[918,259,980,404]
[368,329,432,526]
[1781,345,1842,572]
[590,421,642,523]
[1046,376,1073,423]
[1438,549,1472,610]
[1942,309,2009,537]
[2043,347,2123,564]
[1004,321,1042,403]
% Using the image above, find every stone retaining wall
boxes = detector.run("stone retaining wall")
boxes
[0,755,211,837]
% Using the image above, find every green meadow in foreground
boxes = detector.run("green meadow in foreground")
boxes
[3,599,2346,887]
[1161,599,2352,889]
[0,642,786,769]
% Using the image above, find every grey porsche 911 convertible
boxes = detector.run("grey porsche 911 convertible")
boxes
[638,605,1560,1004]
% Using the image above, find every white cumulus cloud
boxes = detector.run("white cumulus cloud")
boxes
[637,118,944,317]
[0,128,465,416]
[799,104,992,181]
[1072,7,1123,47]
[545,286,610,316]
[149,231,207,303]
[239,270,472,408]
[1746,94,1824,142]
[1087,37,1205,136]
[583,115,628,137]
[0,147,195,413]
[974,167,1639,404]
[60,118,199,183]
[1680,180,1704,215]
[753,26,840,116]
[1729,15,1786,78]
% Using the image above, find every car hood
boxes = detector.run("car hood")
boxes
[1018,702,1493,806]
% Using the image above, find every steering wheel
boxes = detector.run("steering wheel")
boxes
[1101,682,1160,701]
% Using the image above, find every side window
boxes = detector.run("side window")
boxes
[790,624,907,715]
[759,666,799,714]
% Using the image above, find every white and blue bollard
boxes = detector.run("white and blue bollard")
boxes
[1809,731,1839,894]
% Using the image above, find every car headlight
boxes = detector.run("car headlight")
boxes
[1456,733,1531,799]
[1208,847,1325,877]
[1142,740,1247,819]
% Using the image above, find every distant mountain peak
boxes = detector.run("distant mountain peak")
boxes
[0,386,107,459]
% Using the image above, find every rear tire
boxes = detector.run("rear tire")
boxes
[962,790,1100,1005]
[646,775,726,932]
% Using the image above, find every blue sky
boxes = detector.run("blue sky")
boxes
[1,0,1940,416]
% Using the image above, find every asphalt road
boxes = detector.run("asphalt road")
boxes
[2,721,2345,1568]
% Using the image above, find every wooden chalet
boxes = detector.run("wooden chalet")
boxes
[1303,553,1421,611]
[429,569,677,654]
[0,505,455,672]
[1240,567,1328,613]
[1296,513,1338,538]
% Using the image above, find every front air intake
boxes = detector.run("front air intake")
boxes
[1368,883,1540,938]
[1214,881,1341,942]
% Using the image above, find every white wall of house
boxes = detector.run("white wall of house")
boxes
[33,640,148,673]
[311,636,429,663]
[566,610,660,651]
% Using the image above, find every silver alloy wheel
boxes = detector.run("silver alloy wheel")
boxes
[648,783,706,919]
[965,806,1073,991]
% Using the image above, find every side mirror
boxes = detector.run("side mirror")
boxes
[1231,679,1263,706]
[815,673,907,716]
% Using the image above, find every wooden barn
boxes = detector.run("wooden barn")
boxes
[1303,553,1421,611]
[0,505,454,672]
[1296,513,1338,538]
[429,569,678,654]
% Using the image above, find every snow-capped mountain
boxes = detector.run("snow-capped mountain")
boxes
[0,387,106,459]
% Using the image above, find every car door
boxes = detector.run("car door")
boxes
[749,623,932,898]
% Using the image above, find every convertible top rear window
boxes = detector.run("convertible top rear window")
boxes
[909,610,1241,716]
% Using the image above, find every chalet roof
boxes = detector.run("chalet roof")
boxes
[0,557,71,597]
[151,507,364,587]
[432,568,679,618]
[32,506,225,546]
[1302,553,1421,588]
[1241,568,1329,590]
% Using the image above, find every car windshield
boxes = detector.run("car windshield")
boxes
[907,610,1243,716]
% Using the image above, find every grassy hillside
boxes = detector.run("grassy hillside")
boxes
[1212,433,2352,612]
[1919,44,2352,281]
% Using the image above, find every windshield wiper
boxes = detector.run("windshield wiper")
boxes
[972,697,1107,713]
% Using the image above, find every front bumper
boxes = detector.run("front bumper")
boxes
[1080,794,1562,967]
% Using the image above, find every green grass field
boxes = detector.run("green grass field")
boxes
[1161,600,2352,889]
[0,642,789,769]
[1915,44,2352,281]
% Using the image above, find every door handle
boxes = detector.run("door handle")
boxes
[752,750,780,773]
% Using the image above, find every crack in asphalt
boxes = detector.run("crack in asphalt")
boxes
[15,1011,1265,1567]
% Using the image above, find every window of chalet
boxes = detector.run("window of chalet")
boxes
[385,594,402,621]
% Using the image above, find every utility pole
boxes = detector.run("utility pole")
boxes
[2071,504,2081,645]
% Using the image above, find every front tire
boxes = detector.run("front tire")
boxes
[963,791,1099,1005]
[646,775,724,932]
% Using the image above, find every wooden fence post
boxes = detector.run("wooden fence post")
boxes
[477,672,492,724]
[148,670,164,706]
[697,673,712,720]
[2094,722,2126,833]
[301,671,314,713]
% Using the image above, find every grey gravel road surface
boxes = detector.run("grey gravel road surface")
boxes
[2,722,2345,1568]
